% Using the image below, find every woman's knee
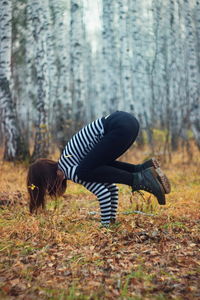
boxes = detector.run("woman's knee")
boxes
[117,112,139,131]
[121,114,140,140]
[131,115,140,137]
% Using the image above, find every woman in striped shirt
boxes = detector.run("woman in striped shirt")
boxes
[27,111,170,226]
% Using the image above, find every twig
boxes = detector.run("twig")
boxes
[88,211,155,217]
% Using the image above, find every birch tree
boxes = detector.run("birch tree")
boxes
[194,1,200,71]
[70,0,86,130]
[29,0,50,160]
[50,0,72,150]
[148,1,165,129]
[129,0,153,144]
[183,0,200,148]
[90,49,106,118]
[101,0,119,113]
[192,0,200,148]
[45,1,57,126]
[0,0,26,160]
[167,0,182,150]
[118,0,133,113]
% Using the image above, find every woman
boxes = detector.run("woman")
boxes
[27,111,171,225]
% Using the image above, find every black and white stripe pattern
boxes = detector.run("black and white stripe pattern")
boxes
[79,181,118,224]
[105,183,119,219]
[58,117,119,224]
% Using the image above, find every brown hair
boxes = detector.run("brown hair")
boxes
[27,159,67,213]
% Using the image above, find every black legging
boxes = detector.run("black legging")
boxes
[76,111,140,185]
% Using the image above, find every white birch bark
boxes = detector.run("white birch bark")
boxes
[175,0,188,142]
[91,49,106,118]
[51,0,71,113]
[82,0,104,119]
[25,2,36,143]
[101,0,119,113]
[194,0,200,71]
[45,1,57,126]
[49,0,72,149]
[192,1,200,147]
[81,40,93,123]
[129,1,151,124]
[182,0,200,148]
[167,0,182,149]
[0,0,24,160]
[30,0,50,160]
[149,0,165,127]
[128,0,153,145]
[118,0,133,113]
[70,0,86,130]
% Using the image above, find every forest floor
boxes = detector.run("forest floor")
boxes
[0,145,200,300]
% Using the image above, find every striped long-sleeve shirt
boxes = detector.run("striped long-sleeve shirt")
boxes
[58,117,118,224]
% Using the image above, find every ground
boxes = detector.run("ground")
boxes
[0,145,199,300]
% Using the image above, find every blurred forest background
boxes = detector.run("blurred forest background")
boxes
[1,0,200,162]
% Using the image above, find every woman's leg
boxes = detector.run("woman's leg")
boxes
[80,181,119,225]
[108,161,141,173]
[81,181,112,225]
[108,160,171,194]
[76,111,166,206]
[104,184,118,220]
[76,111,139,184]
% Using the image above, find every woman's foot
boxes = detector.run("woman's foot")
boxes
[141,158,171,194]
[132,167,166,205]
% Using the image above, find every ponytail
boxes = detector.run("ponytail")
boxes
[27,159,67,213]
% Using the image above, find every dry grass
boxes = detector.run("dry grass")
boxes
[0,145,200,300]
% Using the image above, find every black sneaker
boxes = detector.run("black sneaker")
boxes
[142,158,171,194]
[132,167,166,205]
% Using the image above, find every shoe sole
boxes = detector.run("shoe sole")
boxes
[151,158,171,194]
[149,168,166,205]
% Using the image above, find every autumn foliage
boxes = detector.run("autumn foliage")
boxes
[0,146,199,299]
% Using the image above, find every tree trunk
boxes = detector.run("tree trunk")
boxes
[101,0,119,113]
[118,0,133,112]
[30,0,50,161]
[70,0,86,131]
[183,0,200,149]
[50,0,72,150]
[0,0,28,161]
